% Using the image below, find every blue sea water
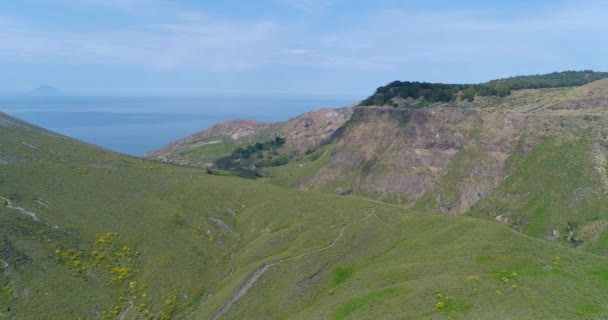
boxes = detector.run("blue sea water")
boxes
[0,95,357,156]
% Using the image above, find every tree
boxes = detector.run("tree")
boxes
[462,86,476,102]
[274,136,286,145]
[495,83,511,97]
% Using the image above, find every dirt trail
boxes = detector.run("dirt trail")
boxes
[590,143,608,193]
[185,253,235,319]
[1,196,40,221]
[1,195,80,241]
[118,301,134,320]
[211,210,373,320]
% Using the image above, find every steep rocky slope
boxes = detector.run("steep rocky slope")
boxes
[265,81,608,253]
[283,82,608,213]
[145,82,608,216]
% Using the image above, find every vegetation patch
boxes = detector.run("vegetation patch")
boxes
[53,233,158,318]
[575,303,602,316]
[333,287,400,320]
[361,70,608,106]
[214,136,288,177]
[332,265,354,286]
[469,136,608,253]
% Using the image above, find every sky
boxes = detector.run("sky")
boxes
[1,0,607,97]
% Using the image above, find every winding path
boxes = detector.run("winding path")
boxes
[118,301,134,320]
[211,211,373,320]
[1,195,80,242]
[1,196,40,221]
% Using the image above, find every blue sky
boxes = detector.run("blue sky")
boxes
[1,0,607,97]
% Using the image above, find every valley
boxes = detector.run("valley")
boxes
[2,72,608,319]
[148,76,608,256]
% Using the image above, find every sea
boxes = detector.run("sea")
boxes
[0,95,357,156]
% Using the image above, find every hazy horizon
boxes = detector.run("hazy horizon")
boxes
[1,95,357,156]
[0,89,362,100]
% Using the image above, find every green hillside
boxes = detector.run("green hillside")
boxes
[144,107,354,171]
[469,136,608,251]
[2,106,608,320]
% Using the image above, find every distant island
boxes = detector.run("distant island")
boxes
[28,85,65,96]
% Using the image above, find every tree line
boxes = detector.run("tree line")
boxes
[213,136,288,178]
[360,70,608,106]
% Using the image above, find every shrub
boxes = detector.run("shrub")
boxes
[332,266,354,285]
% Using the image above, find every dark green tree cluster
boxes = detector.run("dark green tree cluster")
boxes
[360,70,608,106]
[360,81,466,106]
[214,136,288,176]
[486,70,608,90]
[230,136,286,160]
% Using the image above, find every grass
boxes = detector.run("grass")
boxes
[261,145,332,188]
[168,140,243,165]
[332,266,354,286]
[469,136,608,254]
[332,287,400,320]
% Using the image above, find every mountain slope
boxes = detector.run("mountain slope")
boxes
[144,106,354,166]
[144,119,271,165]
[3,112,608,319]
[143,79,608,256]
[271,82,608,253]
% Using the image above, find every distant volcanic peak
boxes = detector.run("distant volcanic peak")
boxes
[28,85,64,96]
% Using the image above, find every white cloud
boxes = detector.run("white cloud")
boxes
[58,0,170,12]
[279,49,310,55]
[0,13,280,71]
[289,1,608,78]
[2,0,608,79]
[275,0,335,12]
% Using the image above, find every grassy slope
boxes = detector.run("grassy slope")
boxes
[469,135,608,253]
[206,211,608,319]
[1,113,608,319]
[169,141,243,165]
[260,146,333,188]
[153,124,283,166]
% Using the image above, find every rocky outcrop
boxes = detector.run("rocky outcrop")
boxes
[279,107,354,153]
[299,106,502,211]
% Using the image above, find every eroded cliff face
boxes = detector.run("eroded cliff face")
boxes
[299,106,507,212]
[279,107,354,153]
[296,82,608,214]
